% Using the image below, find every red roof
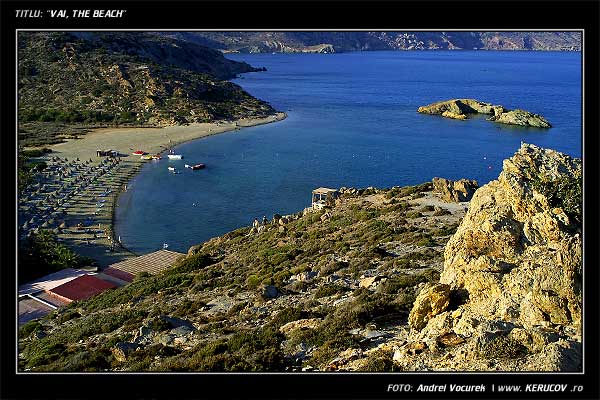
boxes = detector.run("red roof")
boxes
[48,275,117,302]
[103,266,135,282]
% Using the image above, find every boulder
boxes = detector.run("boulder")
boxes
[408,283,451,330]
[279,318,322,337]
[432,177,479,202]
[359,276,382,288]
[295,271,317,282]
[261,285,281,299]
[111,342,139,362]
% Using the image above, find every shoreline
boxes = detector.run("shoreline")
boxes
[43,112,287,267]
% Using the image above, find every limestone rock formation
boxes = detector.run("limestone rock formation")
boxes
[489,109,552,128]
[441,143,581,329]
[399,143,582,371]
[408,283,451,330]
[418,99,551,128]
[418,99,502,115]
[432,177,479,202]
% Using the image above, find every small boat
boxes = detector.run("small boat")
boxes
[184,164,191,169]
[167,154,183,160]
[151,155,161,160]
[132,150,146,156]
[140,155,153,160]
[168,166,176,171]
[191,164,205,170]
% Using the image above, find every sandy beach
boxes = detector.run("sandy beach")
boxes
[31,112,286,267]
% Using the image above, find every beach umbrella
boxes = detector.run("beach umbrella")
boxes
[59,221,68,229]
[22,221,29,230]
[41,221,49,228]
[52,227,60,234]
[29,217,36,224]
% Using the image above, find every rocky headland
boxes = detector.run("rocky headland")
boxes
[18,32,277,147]
[164,32,582,53]
[18,144,581,372]
[418,99,552,128]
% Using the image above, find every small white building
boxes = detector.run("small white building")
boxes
[311,187,339,210]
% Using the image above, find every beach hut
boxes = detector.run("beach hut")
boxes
[311,188,339,210]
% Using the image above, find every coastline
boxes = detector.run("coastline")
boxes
[43,112,287,267]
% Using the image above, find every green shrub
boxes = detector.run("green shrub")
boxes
[406,211,422,219]
[58,310,81,323]
[21,148,52,157]
[62,349,111,371]
[433,208,451,216]
[18,230,94,284]
[531,168,582,226]
[416,237,437,247]
[314,284,348,299]
[432,222,459,237]
[477,335,527,359]
[149,316,173,332]
[170,252,213,274]
[357,350,398,371]
[19,320,43,338]
[377,269,439,295]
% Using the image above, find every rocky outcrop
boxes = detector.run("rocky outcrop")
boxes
[417,99,501,116]
[418,99,551,128]
[489,109,551,128]
[402,143,582,371]
[432,177,479,202]
[441,143,581,327]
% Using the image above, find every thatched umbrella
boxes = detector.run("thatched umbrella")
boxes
[22,221,29,230]
[59,221,68,229]
[41,221,49,228]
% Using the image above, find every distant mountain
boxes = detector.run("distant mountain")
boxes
[162,31,581,53]
[18,32,275,128]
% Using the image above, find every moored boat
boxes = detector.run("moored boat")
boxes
[191,164,206,170]
[167,166,176,171]
[167,154,183,160]
[140,155,153,160]
[151,155,161,160]
[132,150,146,156]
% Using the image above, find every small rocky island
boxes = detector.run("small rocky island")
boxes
[417,99,552,128]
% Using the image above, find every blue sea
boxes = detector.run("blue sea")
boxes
[115,51,582,254]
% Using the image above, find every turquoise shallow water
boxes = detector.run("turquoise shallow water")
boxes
[115,51,581,254]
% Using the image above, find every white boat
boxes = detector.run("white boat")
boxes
[168,166,176,171]
[167,154,183,160]
[184,164,191,168]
